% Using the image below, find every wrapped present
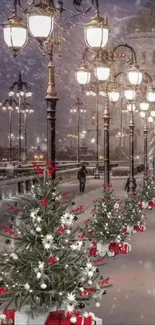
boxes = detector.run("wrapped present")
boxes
[148,201,155,208]
[1,307,49,325]
[97,242,115,257]
[89,242,97,256]
[122,225,133,235]
[109,242,131,255]
[133,225,146,233]
[0,309,102,325]
[142,201,149,209]
[45,311,92,325]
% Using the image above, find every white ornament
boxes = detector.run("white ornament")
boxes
[10,253,18,260]
[40,283,47,289]
[66,229,71,234]
[70,317,77,324]
[24,283,30,290]
[37,272,42,279]
[0,314,6,321]
[95,302,100,307]
[38,262,44,270]
[88,280,93,285]
[83,312,89,318]
[36,227,41,232]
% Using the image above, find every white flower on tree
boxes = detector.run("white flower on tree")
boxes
[30,208,39,220]
[61,212,74,226]
[38,262,44,270]
[10,253,18,260]
[70,241,83,251]
[67,292,76,302]
[42,234,53,250]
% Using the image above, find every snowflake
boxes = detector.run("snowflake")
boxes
[61,212,74,226]
[67,292,76,302]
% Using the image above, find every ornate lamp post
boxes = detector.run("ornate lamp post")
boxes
[138,72,155,182]
[8,72,32,165]
[70,98,86,162]
[149,111,155,181]
[20,100,34,162]
[76,42,142,187]
[1,97,18,163]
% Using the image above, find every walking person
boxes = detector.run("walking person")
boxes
[77,164,88,193]
[125,176,137,194]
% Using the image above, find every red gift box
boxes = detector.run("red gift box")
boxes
[109,242,131,255]
[45,311,92,325]
[133,225,145,232]
[89,242,97,256]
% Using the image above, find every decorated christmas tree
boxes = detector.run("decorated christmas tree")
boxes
[0,164,109,323]
[122,194,146,233]
[139,175,155,207]
[86,185,123,245]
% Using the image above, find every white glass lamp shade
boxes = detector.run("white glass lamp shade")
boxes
[20,91,25,97]
[8,90,15,97]
[84,15,109,49]
[146,89,155,102]
[127,104,136,112]
[3,17,28,53]
[148,116,153,123]
[127,66,142,86]
[140,111,146,118]
[27,13,53,40]
[76,64,91,85]
[140,102,149,111]
[2,106,7,111]
[108,90,120,102]
[95,65,110,81]
[8,105,13,111]
[99,91,105,97]
[124,89,136,101]
[151,110,155,117]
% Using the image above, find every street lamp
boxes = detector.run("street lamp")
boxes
[8,72,32,165]
[70,98,86,162]
[1,97,18,163]
[84,0,109,49]
[2,0,28,56]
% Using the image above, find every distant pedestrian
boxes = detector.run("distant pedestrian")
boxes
[125,177,137,193]
[77,165,88,193]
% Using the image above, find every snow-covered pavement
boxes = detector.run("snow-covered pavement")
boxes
[1,175,154,323]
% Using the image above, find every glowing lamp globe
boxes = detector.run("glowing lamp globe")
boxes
[95,64,110,81]
[127,66,142,86]
[27,13,53,40]
[108,90,120,103]
[140,111,145,118]
[148,116,153,123]
[84,15,109,49]
[124,89,136,101]
[76,64,91,85]
[140,102,149,111]
[146,89,155,102]
[151,111,155,117]
[3,16,28,54]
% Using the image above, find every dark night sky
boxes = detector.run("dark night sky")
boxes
[0,0,150,147]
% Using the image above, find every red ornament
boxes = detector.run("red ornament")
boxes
[56,226,65,235]
[98,277,110,285]
[46,256,57,265]
[0,288,8,294]
[3,225,17,237]
[7,203,19,214]
[40,197,48,207]
[33,162,44,175]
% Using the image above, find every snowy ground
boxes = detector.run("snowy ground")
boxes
[1,175,155,323]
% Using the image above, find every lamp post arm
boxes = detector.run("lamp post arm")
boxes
[13,0,26,13]
[112,43,137,66]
